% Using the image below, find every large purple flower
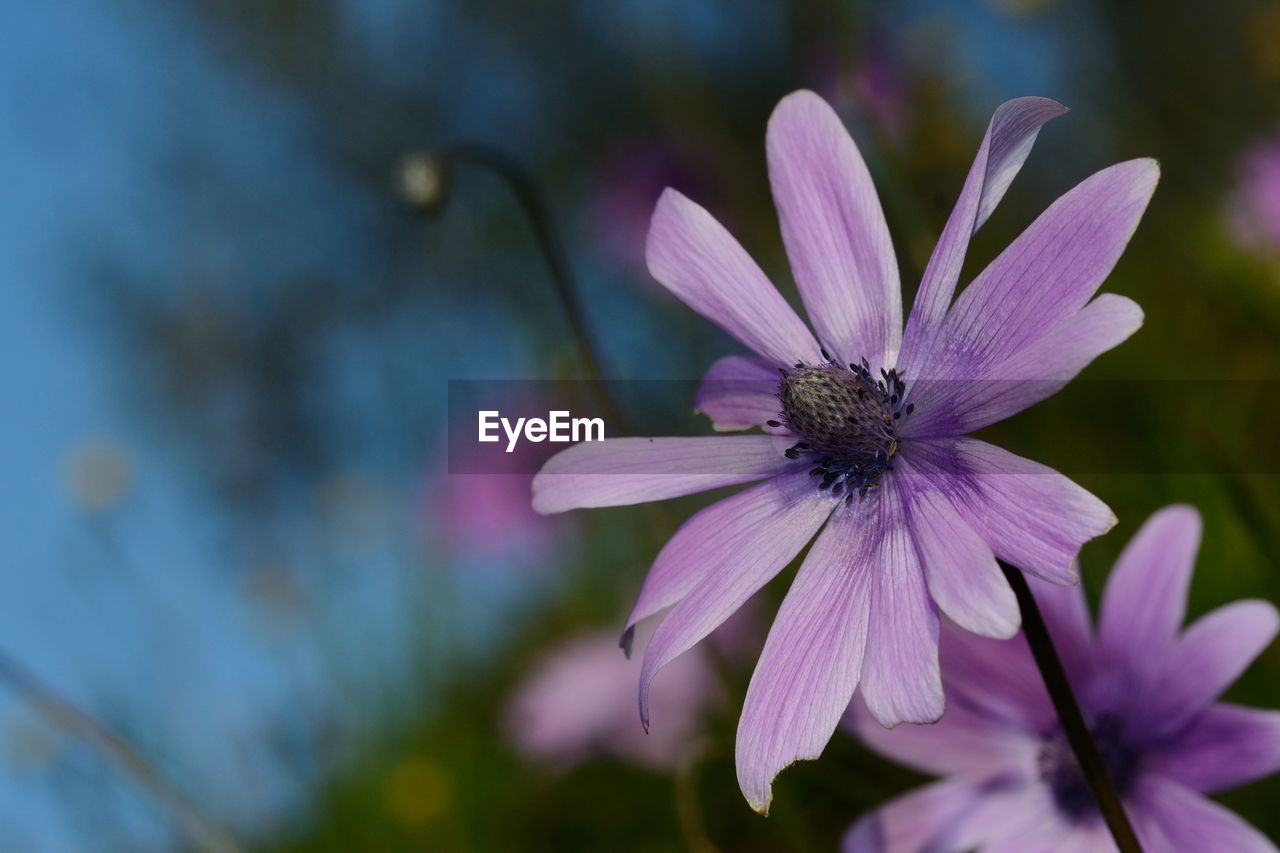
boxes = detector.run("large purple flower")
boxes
[533,90,1158,812]
[844,505,1280,852]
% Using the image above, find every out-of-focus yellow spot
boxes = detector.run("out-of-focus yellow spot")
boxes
[384,758,451,828]
[61,440,131,513]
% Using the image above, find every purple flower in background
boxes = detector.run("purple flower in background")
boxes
[1227,132,1280,254]
[845,506,1280,852]
[505,609,757,772]
[534,90,1158,811]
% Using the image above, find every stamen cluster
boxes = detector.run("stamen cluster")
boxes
[769,353,913,502]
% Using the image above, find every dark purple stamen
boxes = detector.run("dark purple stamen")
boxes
[1039,714,1141,822]
[776,356,913,499]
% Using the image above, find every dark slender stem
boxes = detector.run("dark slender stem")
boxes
[999,563,1143,852]
[0,649,241,853]
[441,143,624,430]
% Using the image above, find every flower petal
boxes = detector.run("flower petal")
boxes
[647,188,823,365]
[1150,702,1280,794]
[1132,776,1274,853]
[939,622,1057,732]
[735,500,878,813]
[532,436,789,513]
[917,158,1159,384]
[635,474,836,728]
[621,473,825,644]
[846,692,1033,778]
[904,294,1144,437]
[842,779,988,853]
[1145,600,1279,738]
[767,90,900,367]
[693,355,785,432]
[1098,504,1201,669]
[908,487,1019,640]
[899,97,1068,379]
[859,488,945,727]
[903,437,1115,585]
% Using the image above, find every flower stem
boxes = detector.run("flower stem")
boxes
[998,563,1143,852]
[437,142,624,428]
[0,648,241,853]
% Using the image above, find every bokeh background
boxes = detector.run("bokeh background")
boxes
[3,0,1279,850]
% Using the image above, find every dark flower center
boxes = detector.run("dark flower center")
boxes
[1038,713,1141,822]
[768,357,912,502]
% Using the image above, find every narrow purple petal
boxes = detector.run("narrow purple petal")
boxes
[1132,776,1274,852]
[903,437,1115,585]
[1150,703,1280,793]
[846,692,1033,778]
[842,779,986,853]
[636,474,836,728]
[767,90,900,367]
[938,623,1057,732]
[735,501,877,813]
[693,355,786,432]
[916,159,1159,384]
[1098,504,1201,669]
[647,188,823,365]
[859,488,945,727]
[532,436,788,513]
[622,474,826,638]
[899,97,1068,379]
[908,488,1019,639]
[903,294,1143,437]
[1144,600,1279,738]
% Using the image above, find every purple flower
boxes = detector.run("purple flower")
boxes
[534,90,1158,812]
[844,505,1280,852]
[1227,132,1280,254]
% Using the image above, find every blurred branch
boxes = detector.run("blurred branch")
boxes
[0,649,242,853]
[427,142,627,430]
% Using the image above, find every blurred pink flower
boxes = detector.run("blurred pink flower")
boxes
[427,409,566,564]
[1228,133,1280,254]
[505,608,758,772]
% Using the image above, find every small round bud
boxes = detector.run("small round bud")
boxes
[396,152,450,214]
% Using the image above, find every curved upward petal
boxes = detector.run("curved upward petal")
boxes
[636,473,836,729]
[735,497,880,814]
[915,158,1159,384]
[532,436,789,513]
[647,189,823,365]
[693,355,786,432]
[767,90,900,367]
[899,97,1069,379]
[1098,504,1201,667]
